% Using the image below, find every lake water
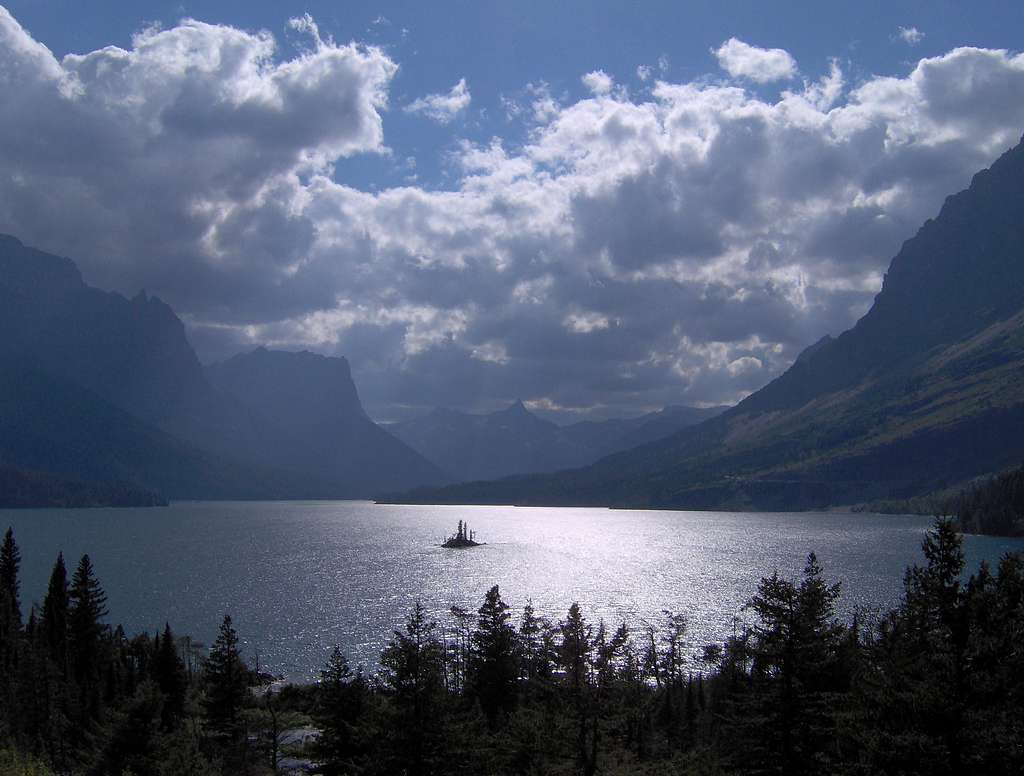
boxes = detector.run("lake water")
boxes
[3,501,1023,681]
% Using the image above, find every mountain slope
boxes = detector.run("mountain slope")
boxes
[0,236,446,499]
[0,233,282,467]
[0,463,167,508]
[207,348,446,496]
[390,401,593,482]
[391,135,1024,509]
[0,365,317,500]
[389,401,727,482]
[561,404,729,457]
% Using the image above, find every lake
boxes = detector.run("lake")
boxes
[3,501,1022,681]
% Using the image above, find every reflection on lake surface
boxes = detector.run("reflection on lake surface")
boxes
[4,501,1023,681]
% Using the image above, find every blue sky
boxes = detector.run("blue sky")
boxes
[2,2,1024,420]
[11,0,1023,191]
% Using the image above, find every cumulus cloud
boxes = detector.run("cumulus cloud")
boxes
[582,70,614,95]
[714,37,798,83]
[898,26,925,45]
[404,77,471,123]
[2,6,1024,420]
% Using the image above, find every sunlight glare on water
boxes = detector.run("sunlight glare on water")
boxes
[4,501,1022,681]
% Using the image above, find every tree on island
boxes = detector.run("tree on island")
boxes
[442,520,482,547]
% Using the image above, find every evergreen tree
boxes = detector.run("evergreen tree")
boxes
[469,585,519,727]
[90,680,164,776]
[152,623,188,728]
[447,604,473,694]
[559,602,592,693]
[518,599,555,682]
[559,603,597,775]
[40,553,69,675]
[314,647,366,775]
[852,518,981,775]
[743,552,844,774]
[379,601,446,776]
[68,554,109,715]
[0,528,22,741]
[203,615,249,745]
[1,527,22,627]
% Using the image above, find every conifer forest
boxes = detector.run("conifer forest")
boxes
[1,519,1022,776]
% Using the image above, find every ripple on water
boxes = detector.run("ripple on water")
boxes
[3,501,1022,682]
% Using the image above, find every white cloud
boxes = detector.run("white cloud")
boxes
[582,70,614,96]
[2,5,1024,416]
[636,64,652,82]
[528,81,560,122]
[564,310,614,334]
[404,77,471,124]
[727,356,763,376]
[898,26,925,45]
[714,37,798,83]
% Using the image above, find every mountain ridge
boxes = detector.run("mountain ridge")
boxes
[0,235,446,501]
[388,135,1024,509]
[389,400,726,482]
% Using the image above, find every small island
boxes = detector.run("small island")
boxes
[442,519,482,548]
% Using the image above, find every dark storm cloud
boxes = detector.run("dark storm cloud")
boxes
[2,5,1024,418]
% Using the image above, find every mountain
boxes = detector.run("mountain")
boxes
[0,235,445,500]
[0,233,279,464]
[0,464,167,509]
[561,404,728,457]
[206,348,446,496]
[389,401,726,482]
[391,136,1024,509]
[390,401,592,482]
[0,365,317,500]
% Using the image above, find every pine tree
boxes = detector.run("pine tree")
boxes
[379,601,446,776]
[743,552,844,774]
[315,647,366,775]
[855,518,973,774]
[203,615,249,744]
[0,527,22,627]
[559,602,597,775]
[0,528,22,735]
[34,553,75,771]
[40,553,69,675]
[559,602,592,693]
[470,585,519,727]
[518,599,547,681]
[152,623,188,728]
[68,554,109,707]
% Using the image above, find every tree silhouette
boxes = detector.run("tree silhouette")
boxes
[470,585,519,727]
[203,615,248,746]
[380,600,446,775]
[152,622,188,728]
[315,647,366,775]
[68,553,109,718]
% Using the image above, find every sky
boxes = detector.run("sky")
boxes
[2,2,1024,422]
